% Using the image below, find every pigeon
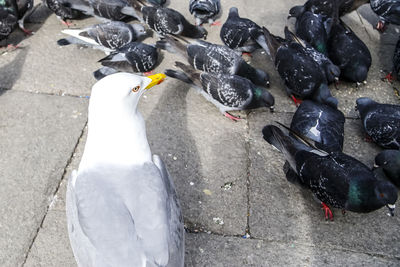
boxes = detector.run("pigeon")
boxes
[257,26,332,105]
[94,42,159,79]
[146,0,166,6]
[288,10,331,55]
[289,0,369,18]
[370,0,400,32]
[165,61,274,121]
[0,0,33,43]
[66,72,185,267]
[262,123,398,219]
[356,97,400,149]
[290,94,345,153]
[156,36,270,87]
[220,7,262,53]
[327,2,371,83]
[385,35,400,82]
[189,0,221,26]
[374,150,400,188]
[64,0,143,22]
[16,0,33,34]
[141,5,207,39]
[43,0,85,26]
[57,21,146,53]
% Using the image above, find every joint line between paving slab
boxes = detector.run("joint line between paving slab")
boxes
[0,87,90,99]
[21,120,88,266]
[244,111,252,238]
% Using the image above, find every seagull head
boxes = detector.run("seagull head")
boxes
[90,72,166,115]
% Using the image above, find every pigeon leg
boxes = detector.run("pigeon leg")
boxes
[224,112,241,122]
[242,52,252,57]
[291,95,302,107]
[384,72,394,83]
[376,20,386,32]
[321,202,334,221]
[210,21,221,26]
[143,71,154,76]
[61,20,74,27]
[20,27,33,35]
[364,134,373,142]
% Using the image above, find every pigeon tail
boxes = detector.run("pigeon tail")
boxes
[249,27,271,56]
[156,36,188,59]
[121,6,143,22]
[93,66,118,80]
[164,69,194,84]
[260,27,280,62]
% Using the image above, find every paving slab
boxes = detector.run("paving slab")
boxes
[185,232,399,266]
[248,110,400,260]
[0,90,87,266]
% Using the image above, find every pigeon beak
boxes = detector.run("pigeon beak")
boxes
[269,106,274,113]
[145,73,166,90]
[387,204,395,217]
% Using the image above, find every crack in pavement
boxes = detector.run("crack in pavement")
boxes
[21,121,87,266]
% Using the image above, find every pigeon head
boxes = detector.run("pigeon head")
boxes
[375,150,400,188]
[131,23,146,38]
[355,97,375,115]
[351,64,368,82]
[254,87,275,112]
[253,68,270,88]
[313,84,338,109]
[324,63,341,83]
[228,7,239,17]
[288,5,304,19]
[374,181,398,216]
[90,73,166,114]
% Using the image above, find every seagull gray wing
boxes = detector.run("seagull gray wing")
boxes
[67,163,183,267]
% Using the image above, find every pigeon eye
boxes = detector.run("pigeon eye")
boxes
[132,86,140,92]
[380,193,385,198]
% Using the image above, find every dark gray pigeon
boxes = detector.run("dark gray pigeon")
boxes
[386,35,400,82]
[165,61,274,121]
[43,0,85,26]
[288,10,331,55]
[220,7,262,53]
[65,0,143,22]
[156,36,270,87]
[262,123,398,219]
[290,91,344,153]
[356,97,400,149]
[289,0,369,18]
[257,26,333,105]
[142,5,207,38]
[146,0,166,6]
[94,42,158,79]
[374,150,400,188]
[370,0,400,32]
[327,2,371,84]
[0,0,33,43]
[189,0,220,26]
[57,21,146,53]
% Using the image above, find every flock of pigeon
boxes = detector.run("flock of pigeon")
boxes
[2,0,400,266]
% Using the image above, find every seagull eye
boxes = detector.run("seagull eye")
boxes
[132,86,140,92]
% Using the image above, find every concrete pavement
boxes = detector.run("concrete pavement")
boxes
[1,0,400,266]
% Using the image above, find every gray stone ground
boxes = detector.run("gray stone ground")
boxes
[1,0,400,266]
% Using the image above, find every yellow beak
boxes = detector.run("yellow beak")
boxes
[145,73,166,89]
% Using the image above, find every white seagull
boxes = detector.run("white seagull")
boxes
[66,73,185,267]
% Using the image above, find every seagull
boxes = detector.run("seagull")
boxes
[66,72,185,267]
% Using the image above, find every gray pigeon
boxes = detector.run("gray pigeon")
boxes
[94,42,159,79]
[189,0,221,26]
[141,5,207,38]
[66,72,185,267]
[57,21,146,53]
